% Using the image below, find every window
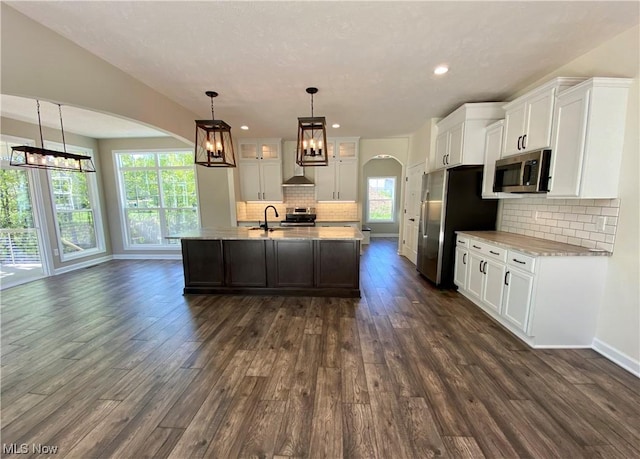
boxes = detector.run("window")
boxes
[367,177,396,222]
[115,150,199,248]
[46,142,105,261]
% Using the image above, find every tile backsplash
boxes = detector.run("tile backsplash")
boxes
[499,197,620,252]
[237,187,359,222]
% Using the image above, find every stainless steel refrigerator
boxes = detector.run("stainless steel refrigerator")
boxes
[417,166,498,288]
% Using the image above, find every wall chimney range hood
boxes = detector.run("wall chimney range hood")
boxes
[282,163,315,187]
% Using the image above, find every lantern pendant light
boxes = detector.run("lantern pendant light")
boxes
[296,87,328,167]
[10,100,96,172]
[194,91,236,167]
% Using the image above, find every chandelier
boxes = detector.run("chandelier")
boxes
[296,87,328,167]
[194,91,236,167]
[10,100,96,172]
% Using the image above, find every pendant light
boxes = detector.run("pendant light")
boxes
[194,91,236,167]
[10,100,96,172]
[296,87,328,167]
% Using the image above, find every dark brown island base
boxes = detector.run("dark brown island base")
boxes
[168,227,364,298]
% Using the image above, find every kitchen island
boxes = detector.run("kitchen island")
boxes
[168,227,363,297]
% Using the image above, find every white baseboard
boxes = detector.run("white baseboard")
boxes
[53,255,113,275]
[370,233,399,238]
[592,338,640,377]
[112,253,183,260]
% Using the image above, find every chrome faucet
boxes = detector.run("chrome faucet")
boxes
[261,205,279,231]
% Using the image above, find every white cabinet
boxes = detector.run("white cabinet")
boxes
[433,103,503,170]
[238,138,283,202]
[454,235,470,289]
[502,77,584,157]
[503,268,534,331]
[238,139,281,161]
[548,78,632,199]
[315,137,359,202]
[462,239,507,315]
[481,120,521,199]
[482,259,506,314]
[455,232,608,348]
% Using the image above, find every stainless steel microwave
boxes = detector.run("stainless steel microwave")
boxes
[493,149,551,193]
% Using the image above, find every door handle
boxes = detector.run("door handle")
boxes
[479,261,483,273]
[522,134,527,149]
[505,271,510,285]
[482,261,487,274]
[463,253,467,264]
[442,155,446,166]
[517,135,522,150]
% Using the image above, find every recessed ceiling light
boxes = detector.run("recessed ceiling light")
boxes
[434,65,449,75]
[240,125,249,130]
[332,123,340,128]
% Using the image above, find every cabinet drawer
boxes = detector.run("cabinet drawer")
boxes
[456,235,469,248]
[469,240,507,262]
[508,251,536,273]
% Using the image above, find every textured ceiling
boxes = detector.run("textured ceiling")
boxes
[5,1,640,140]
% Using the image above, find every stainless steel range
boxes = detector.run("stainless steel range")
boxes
[280,207,316,227]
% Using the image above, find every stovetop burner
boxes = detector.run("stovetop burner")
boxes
[281,207,316,226]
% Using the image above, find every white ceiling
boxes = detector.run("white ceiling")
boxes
[4,1,639,140]
[1,95,169,139]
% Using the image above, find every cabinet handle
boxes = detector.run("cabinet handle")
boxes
[257,192,261,200]
[505,271,510,285]
[409,218,416,222]
[479,260,483,273]
[489,250,499,255]
[472,244,481,249]
[337,192,340,199]
[333,191,335,199]
[442,155,447,166]
[512,258,526,264]
[522,134,527,149]
[517,135,522,150]
[483,261,487,274]
[446,154,450,165]
[463,253,467,264]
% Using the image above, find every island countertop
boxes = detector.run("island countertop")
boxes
[168,226,364,241]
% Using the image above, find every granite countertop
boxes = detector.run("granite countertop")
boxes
[168,226,364,241]
[456,231,612,257]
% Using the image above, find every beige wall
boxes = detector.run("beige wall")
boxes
[1,117,112,269]
[514,26,640,367]
[361,158,403,234]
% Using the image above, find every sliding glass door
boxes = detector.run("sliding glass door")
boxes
[0,138,48,289]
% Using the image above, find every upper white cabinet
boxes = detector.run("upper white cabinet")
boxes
[548,78,632,199]
[237,138,281,161]
[238,138,283,202]
[315,137,359,202]
[433,103,503,170]
[502,77,584,157]
[481,120,521,200]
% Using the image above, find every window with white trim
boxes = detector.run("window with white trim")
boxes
[367,176,396,222]
[45,142,105,261]
[115,150,199,248]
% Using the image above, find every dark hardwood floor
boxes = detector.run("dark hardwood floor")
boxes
[1,238,639,458]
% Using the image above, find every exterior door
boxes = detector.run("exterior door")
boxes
[402,163,423,264]
[0,139,49,288]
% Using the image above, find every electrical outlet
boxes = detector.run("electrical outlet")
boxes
[596,216,607,232]
[53,248,59,256]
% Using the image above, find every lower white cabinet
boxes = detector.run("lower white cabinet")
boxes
[502,268,534,331]
[453,246,469,289]
[482,259,506,314]
[455,232,608,347]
